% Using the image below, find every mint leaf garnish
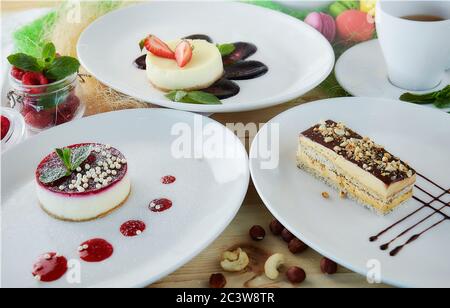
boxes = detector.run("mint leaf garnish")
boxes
[139,38,146,51]
[42,42,56,66]
[186,91,221,104]
[39,166,70,184]
[44,56,80,81]
[54,145,92,174]
[7,53,42,72]
[56,148,72,172]
[166,90,221,105]
[217,43,235,56]
[70,145,92,171]
[400,85,450,109]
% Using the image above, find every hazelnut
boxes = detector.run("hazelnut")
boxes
[209,273,226,288]
[286,266,306,284]
[320,257,338,275]
[281,228,295,243]
[249,225,266,241]
[288,238,308,254]
[269,219,284,235]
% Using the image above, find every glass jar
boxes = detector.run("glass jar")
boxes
[8,72,85,132]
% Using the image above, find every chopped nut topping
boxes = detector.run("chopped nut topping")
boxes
[322,192,330,199]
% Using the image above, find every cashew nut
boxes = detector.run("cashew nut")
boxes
[220,248,249,272]
[264,253,285,280]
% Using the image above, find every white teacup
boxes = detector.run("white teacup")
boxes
[376,1,450,91]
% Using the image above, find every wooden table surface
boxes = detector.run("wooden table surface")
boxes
[2,1,387,288]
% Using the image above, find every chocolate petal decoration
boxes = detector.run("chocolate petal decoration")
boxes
[133,55,147,70]
[224,61,268,80]
[222,42,257,65]
[203,78,240,99]
[183,34,213,43]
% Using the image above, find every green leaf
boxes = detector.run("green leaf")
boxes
[44,56,80,81]
[217,43,235,56]
[70,145,92,171]
[41,42,56,66]
[399,85,450,108]
[139,39,145,51]
[56,148,72,172]
[7,53,42,72]
[187,91,221,105]
[165,90,221,105]
[39,166,70,184]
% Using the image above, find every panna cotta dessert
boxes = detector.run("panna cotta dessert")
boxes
[35,143,131,222]
[144,36,224,91]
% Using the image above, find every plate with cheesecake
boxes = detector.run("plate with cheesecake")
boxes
[250,97,450,287]
[1,109,249,287]
[77,1,334,113]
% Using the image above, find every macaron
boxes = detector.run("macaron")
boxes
[336,9,375,42]
[305,12,337,42]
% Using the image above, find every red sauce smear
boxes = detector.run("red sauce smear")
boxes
[149,198,173,212]
[1,115,11,141]
[120,220,146,237]
[32,252,68,282]
[79,238,114,262]
[161,175,176,184]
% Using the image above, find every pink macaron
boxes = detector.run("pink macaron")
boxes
[305,12,336,43]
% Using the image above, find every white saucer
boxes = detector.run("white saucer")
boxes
[335,40,450,108]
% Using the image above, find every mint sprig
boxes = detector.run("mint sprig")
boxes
[7,42,80,82]
[39,146,92,184]
[217,43,235,56]
[166,90,222,105]
[400,85,450,109]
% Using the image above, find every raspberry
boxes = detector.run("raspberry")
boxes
[1,115,11,140]
[11,67,25,80]
[21,72,48,86]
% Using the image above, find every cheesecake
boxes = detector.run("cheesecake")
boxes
[146,39,224,91]
[297,120,416,215]
[35,143,131,222]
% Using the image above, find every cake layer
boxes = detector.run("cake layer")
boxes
[146,39,224,91]
[37,174,131,221]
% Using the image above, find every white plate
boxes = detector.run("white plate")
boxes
[1,109,249,287]
[250,97,450,288]
[335,40,450,112]
[77,1,334,113]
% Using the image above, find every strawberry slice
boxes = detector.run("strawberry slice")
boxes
[141,35,175,59]
[175,40,193,68]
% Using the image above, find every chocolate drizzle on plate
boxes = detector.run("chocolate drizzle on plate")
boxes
[133,34,268,100]
[369,172,449,256]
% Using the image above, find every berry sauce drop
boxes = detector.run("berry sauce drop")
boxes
[149,198,173,212]
[32,252,68,282]
[78,238,114,262]
[161,175,176,184]
[120,220,146,237]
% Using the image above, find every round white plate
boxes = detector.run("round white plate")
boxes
[77,1,334,113]
[1,109,249,288]
[335,40,450,112]
[250,97,450,288]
